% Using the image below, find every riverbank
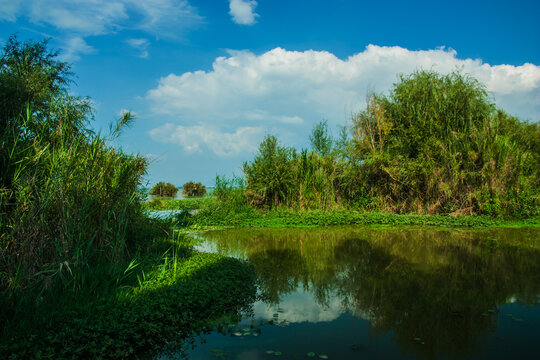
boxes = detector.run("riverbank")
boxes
[0,235,257,359]
[148,198,540,229]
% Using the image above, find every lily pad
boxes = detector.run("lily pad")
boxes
[307,352,316,357]
[266,350,275,355]
[319,355,328,359]
[274,352,282,356]
[233,332,243,337]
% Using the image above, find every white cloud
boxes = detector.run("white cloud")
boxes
[126,38,150,58]
[229,0,259,25]
[146,46,540,156]
[252,287,355,324]
[1,0,203,38]
[131,0,203,38]
[117,108,138,117]
[149,123,265,157]
[0,0,21,21]
[58,36,96,62]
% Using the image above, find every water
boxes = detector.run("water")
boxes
[187,226,540,359]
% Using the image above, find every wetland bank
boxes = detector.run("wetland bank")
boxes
[1,36,539,359]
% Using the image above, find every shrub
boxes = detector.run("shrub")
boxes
[149,182,178,197]
[181,181,206,197]
[350,70,539,215]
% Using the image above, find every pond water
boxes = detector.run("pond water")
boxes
[186,226,540,359]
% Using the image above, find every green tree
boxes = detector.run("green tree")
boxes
[181,181,206,197]
[309,119,333,156]
[351,70,539,215]
[150,182,179,197]
[243,135,294,208]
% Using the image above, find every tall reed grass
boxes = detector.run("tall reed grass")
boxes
[0,35,149,294]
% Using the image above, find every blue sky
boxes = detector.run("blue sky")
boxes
[1,0,539,186]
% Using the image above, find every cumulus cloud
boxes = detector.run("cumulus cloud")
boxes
[253,288,345,323]
[149,123,265,157]
[1,0,203,38]
[229,0,259,25]
[58,36,96,62]
[146,46,540,157]
[126,38,150,58]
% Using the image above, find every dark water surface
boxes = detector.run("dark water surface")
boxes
[185,226,540,359]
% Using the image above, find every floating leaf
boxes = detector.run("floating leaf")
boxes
[274,352,282,356]
[319,355,328,359]
[266,350,275,355]
[414,337,421,341]
[233,332,242,337]
[307,352,316,357]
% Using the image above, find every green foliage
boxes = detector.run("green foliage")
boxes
[149,181,179,197]
[143,197,213,211]
[242,133,367,210]
[0,236,257,359]
[0,35,149,292]
[309,119,333,156]
[243,135,295,208]
[0,36,257,359]
[236,70,539,217]
[192,206,539,229]
[350,70,539,216]
[182,180,207,197]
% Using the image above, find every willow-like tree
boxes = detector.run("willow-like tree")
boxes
[351,70,539,215]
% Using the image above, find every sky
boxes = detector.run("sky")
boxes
[1,0,539,186]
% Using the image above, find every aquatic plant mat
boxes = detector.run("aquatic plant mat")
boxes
[0,238,257,359]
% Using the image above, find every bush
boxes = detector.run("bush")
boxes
[350,70,539,216]
[149,182,178,197]
[181,181,206,197]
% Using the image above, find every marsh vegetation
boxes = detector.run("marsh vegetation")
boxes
[1,34,539,359]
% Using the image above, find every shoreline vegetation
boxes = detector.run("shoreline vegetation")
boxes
[1,35,538,358]
[145,197,540,230]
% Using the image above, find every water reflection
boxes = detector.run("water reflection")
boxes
[196,226,540,359]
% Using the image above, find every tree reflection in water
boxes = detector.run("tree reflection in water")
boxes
[199,226,540,358]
